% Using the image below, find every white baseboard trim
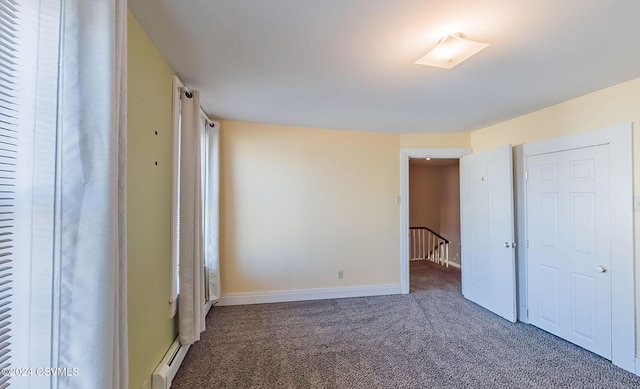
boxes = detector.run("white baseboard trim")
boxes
[635,357,640,376]
[218,284,402,306]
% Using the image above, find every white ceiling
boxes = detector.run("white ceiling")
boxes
[128,0,640,134]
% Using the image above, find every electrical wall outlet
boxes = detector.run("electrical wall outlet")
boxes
[337,270,343,279]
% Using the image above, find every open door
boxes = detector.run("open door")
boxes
[460,145,517,322]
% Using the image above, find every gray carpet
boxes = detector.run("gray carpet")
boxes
[172,260,640,388]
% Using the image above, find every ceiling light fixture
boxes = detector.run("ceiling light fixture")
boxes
[425,158,431,161]
[415,33,490,69]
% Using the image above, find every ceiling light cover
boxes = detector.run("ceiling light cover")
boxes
[415,33,490,69]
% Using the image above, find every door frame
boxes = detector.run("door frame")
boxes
[521,123,634,373]
[399,148,471,294]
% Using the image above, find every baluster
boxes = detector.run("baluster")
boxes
[432,234,436,262]
[411,229,416,260]
[409,229,413,261]
[445,243,449,268]
[424,230,428,260]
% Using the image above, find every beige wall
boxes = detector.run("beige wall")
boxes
[439,163,461,265]
[469,76,640,355]
[409,166,442,231]
[220,121,401,293]
[127,11,176,389]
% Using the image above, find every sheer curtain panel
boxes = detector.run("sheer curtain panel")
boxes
[7,0,128,388]
[55,0,129,387]
[203,121,221,302]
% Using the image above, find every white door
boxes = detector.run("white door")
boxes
[460,145,517,322]
[526,145,611,358]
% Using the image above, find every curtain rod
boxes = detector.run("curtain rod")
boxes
[180,86,216,127]
[180,86,193,99]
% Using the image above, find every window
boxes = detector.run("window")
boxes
[201,118,221,304]
[0,2,21,384]
[6,0,61,384]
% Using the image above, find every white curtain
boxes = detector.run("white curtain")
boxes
[179,89,206,344]
[204,121,222,302]
[56,0,128,388]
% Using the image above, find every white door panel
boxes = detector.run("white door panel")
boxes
[527,145,611,358]
[460,145,516,322]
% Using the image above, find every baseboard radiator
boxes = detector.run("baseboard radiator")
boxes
[152,337,190,389]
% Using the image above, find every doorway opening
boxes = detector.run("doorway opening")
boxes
[399,148,471,294]
[408,157,461,293]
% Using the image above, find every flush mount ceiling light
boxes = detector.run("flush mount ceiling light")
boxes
[415,33,490,69]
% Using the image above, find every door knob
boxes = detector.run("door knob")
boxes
[595,265,608,273]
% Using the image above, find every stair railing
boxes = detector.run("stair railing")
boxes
[409,227,449,267]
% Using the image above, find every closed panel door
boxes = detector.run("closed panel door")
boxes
[527,145,611,358]
[460,145,516,322]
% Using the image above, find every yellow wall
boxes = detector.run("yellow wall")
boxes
[127,11,176,389]
[469,76,640,355]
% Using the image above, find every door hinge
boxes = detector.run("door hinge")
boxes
[526,239,529,248]
[526,309,529,319]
